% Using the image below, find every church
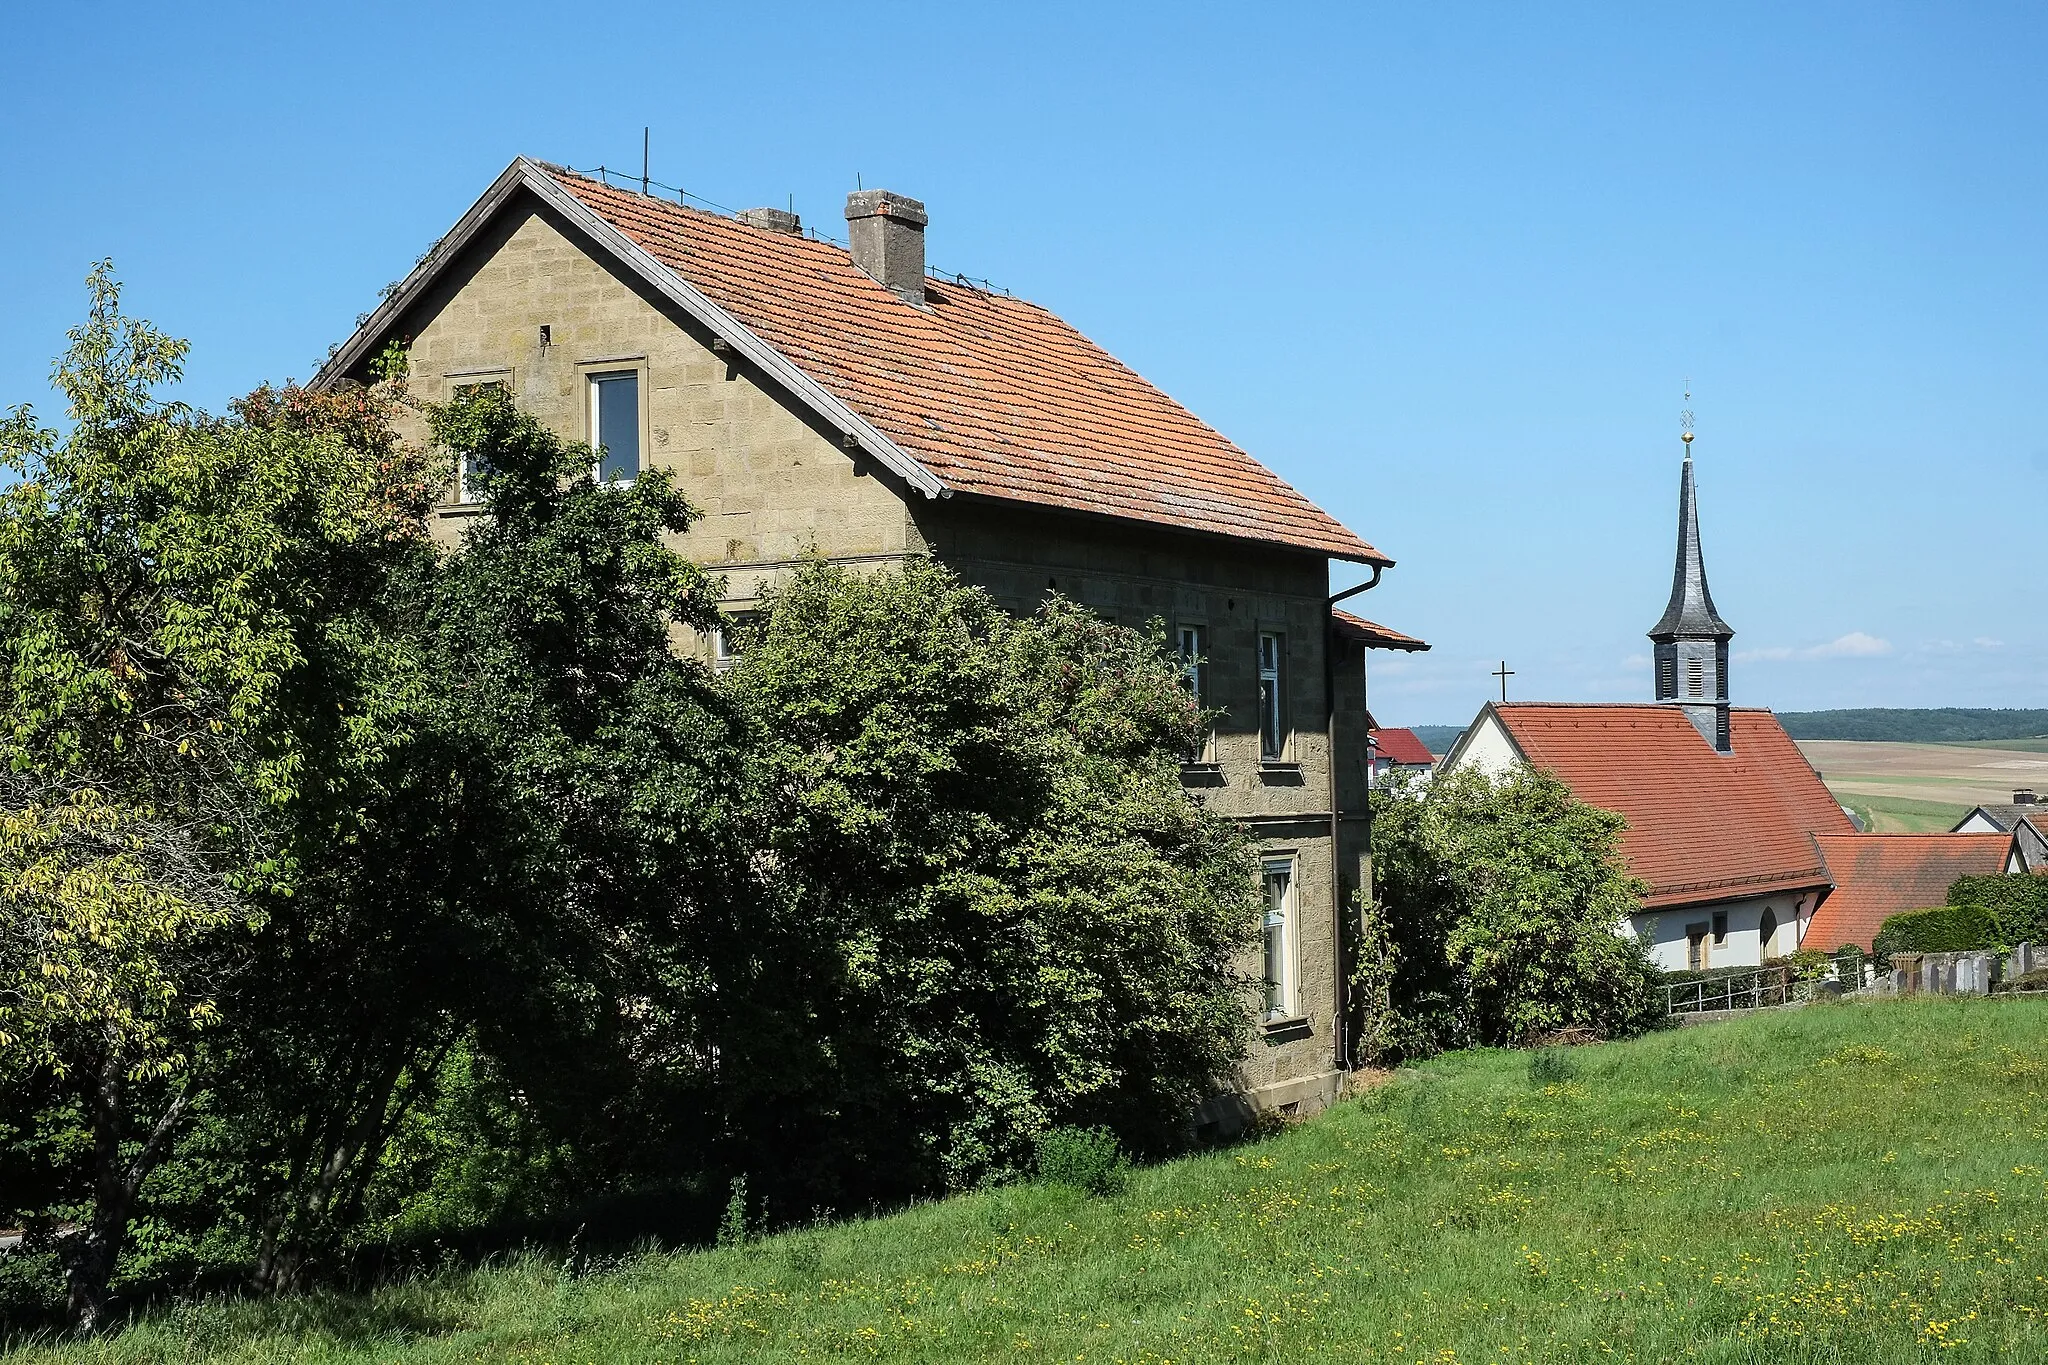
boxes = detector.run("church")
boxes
[1440,434,1859,971]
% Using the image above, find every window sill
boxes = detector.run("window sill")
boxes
[437,502,488,518]
[1261,1015,1314,1044]
[1259,761,1304,785]
[1179,761,1225,787]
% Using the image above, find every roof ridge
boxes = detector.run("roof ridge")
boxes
[1497,701,1775,711]
[1818,831,2012,840]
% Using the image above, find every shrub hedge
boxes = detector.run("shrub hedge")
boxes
[1947,874,2048,945]
[1870,876,2048,969]
[1872,904,1997,967]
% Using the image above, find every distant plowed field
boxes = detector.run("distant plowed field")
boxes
[1796,740,2048,831]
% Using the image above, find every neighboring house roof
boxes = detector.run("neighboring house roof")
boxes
[1805,833,2019,951]
[1370,728,1436,766]
[1452,703,1855,910]
[319,157,1386,566]
[1331,610,1430,651]
[1951,802,2048,834]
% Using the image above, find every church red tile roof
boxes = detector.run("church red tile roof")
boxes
[1805,833,2018,951]
[544,167,1385,565]
[1331,609,1430,651]
[1487,704,1855,910]
[1370,727,1436,765]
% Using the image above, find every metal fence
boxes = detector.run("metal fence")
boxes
[1664,966,1795,1017]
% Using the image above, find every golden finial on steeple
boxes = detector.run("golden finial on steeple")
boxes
[1680,381,1694,449]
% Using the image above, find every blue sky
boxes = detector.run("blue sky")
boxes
[5,2,2043,726]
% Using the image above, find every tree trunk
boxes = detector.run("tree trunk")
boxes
[250,1032,446,1293]
[65,1065,128,1334]
[65,1063,193,1335]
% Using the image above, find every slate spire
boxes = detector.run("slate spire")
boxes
[1649,423,1735,752]
[1650,451,1733,641]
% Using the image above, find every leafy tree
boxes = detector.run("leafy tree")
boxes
[223,382,746,1287]
[0,266,431,1330]
[1363,763,1661,1058]
[717,561,1259,1204]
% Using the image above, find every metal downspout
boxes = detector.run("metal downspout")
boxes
[1326,564,1384,1075]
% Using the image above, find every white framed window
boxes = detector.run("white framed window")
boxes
[587,370,642,484]
[1261,858,1297,1021]
[1258,631,1287,760]
[1178,624,1211,761]
[448,376,507,503]
[712,611,756,672]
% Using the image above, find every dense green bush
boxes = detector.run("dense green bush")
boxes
[1362,764,1663,1060]
[1947,874,2048,946]
[1034,1126,1129,1196]
[1872,904,1998,967]
[717,560,1260,1202]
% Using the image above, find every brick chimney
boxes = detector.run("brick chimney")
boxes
[845,190,928,305]
[737,207,802,235]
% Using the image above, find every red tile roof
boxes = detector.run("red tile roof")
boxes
[1371,727,1436,765]
[1331,609,1430,651]
[1806,833,2017,951]
[543,167,1385,564]
[1489,704,1855,910]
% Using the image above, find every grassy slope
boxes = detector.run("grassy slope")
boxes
[18,999,2048,1364]
[1842,793,1969,833]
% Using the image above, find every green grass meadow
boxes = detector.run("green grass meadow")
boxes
[15,998,2048,1364]
[1842,793,1973,833]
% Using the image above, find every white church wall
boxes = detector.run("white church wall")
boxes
[1444,711,1520,779]
[1630,895,1800,973]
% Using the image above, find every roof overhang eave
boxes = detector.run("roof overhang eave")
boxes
[1331,614,1429,652]
[311,156,948,502]
[937,485,1390,567]
[1637,872,1834,911]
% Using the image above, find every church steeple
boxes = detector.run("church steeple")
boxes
[1649,407,1735,752]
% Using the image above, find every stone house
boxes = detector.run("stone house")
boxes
[315,156,1411,1119]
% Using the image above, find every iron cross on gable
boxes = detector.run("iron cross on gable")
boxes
[1492,660,1515,703]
